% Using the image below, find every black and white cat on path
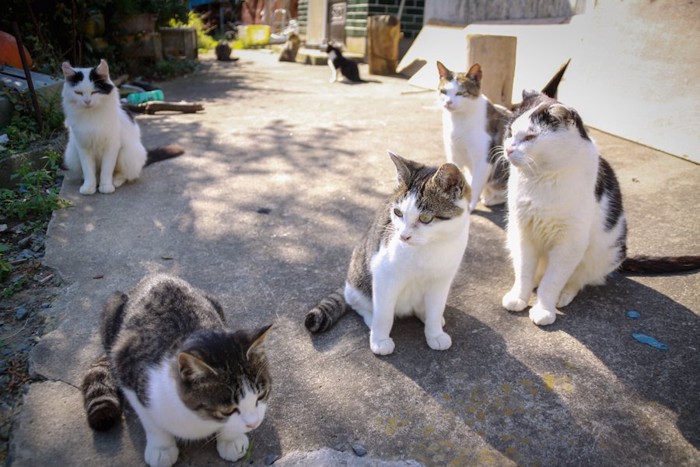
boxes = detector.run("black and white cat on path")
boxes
[502,90,700,326]
[61,59,184,195]
[325,43,372,83]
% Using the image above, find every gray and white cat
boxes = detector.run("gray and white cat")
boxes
[502,91,700,326]
[61,59,183,195]
[305,152,470,355]
[82,274,272,467]
[437,60,569,211]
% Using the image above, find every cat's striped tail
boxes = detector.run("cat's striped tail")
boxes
[145,144,185,166]
[619,255,700,274]
[305,288,348,333]
[81,355,123,431]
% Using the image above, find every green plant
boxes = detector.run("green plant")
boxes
[0,244,11,282]
[0,87,65,155]
[169,11,218,53]
[2,275,28,299]
[0,150,71,222]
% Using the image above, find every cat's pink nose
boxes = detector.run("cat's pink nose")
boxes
[505,146,514,157]
[400,234,411,242]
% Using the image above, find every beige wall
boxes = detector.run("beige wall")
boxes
[305,0,327,46]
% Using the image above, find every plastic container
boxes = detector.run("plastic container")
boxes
[238,25,270,48]
[126,89,164,105]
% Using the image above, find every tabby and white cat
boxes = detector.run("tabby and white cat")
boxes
[437,60,569,211]
[437,62,510,212]
[61,59,183,195]
[502,91,700,325]
[305,152,470,355]
[82,274,272,467]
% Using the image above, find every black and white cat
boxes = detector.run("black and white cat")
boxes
[305,152,470,355]
[326,43,364,83]
[502,91,700,326]
[61,59,183,195]
[437,60,568,211]
[82,274,272,467]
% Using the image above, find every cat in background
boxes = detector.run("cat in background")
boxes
[437,60,568,212]
[215,40,239,61]
[279,33,301,62]
[502,90,700,326]
[326,42,364,83]
[61,59,184,195]
[305,152,470,355]
[82,273,272,467]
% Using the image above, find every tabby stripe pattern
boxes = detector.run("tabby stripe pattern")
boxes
[82,355,123,431]
[304,288,347,333]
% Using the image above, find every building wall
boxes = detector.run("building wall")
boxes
[298,0,425,53]
[423,0,584,24]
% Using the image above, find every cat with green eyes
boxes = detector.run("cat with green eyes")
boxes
[306,152,471,355]
[81,274,272,467]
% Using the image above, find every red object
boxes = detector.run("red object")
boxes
[0,30,33,68]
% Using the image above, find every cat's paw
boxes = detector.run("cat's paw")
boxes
[113,174,126,188]
[79,183,97,195]
[370,338,395,355]
[99,183,115,194]
[502,290,528,312]
[529,304,557,326]
[426,332,452,351]
[144,442,179,467]
[217,433,249,462]
[557,287,579,308]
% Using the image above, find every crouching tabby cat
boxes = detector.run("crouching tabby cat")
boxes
[82,274,272,467]
[305,152,470,355]
[62,59,184,195]
[502,91,700,326]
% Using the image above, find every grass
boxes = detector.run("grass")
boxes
[0,149,70,296]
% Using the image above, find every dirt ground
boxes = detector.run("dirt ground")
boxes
[0,223,63,464]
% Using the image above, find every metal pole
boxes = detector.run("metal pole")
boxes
[12,22,43,133]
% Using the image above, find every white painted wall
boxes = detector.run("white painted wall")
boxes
[404,0,700,162]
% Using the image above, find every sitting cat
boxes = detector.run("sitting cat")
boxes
[82,273,272,467]
[437,60,569,211]
[279,33,301,62]
[326,43,364,83]
[215,40,239,61]
[501,91,700,326]
[61,59,184,195]
[305,152,471,355]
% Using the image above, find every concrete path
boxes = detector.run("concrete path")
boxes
[9,50,700,466]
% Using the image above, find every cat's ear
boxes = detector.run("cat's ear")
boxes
[433,163,470,201]
[95,59,109,78]
[546,103,586,134]
[245,324,272,361]
[547,103,572,121]
[467,63,482,82]
[522,89,540,101]
[436,61,452,80]
[61,61,76,79]
[388,151,422,187]
[178,352,218,382]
